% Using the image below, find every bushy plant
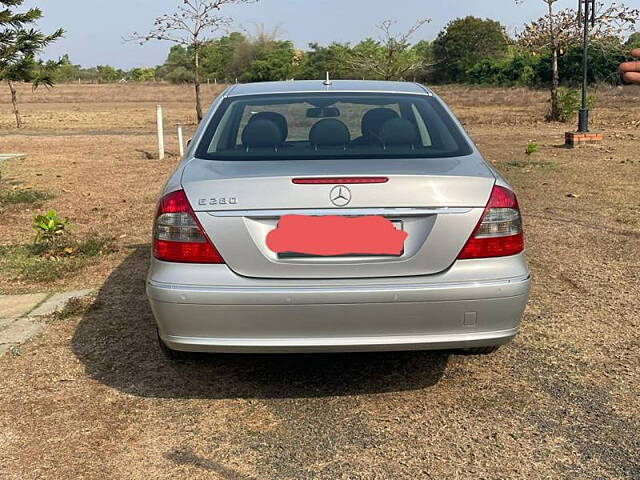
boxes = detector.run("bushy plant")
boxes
[555,87,597,123]
[33,210,70,243]
[467,54,541,87]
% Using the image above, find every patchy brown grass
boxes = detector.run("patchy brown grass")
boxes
[0,82,226,132]
[0,82,639,479]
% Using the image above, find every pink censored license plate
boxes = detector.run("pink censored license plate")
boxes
[266,215,408,257]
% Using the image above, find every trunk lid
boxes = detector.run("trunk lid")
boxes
[182,155,495,279]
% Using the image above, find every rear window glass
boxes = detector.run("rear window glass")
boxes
[196,93,472,161]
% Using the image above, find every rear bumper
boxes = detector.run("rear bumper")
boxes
[147,255,531,353]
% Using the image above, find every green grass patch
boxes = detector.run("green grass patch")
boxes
[0,234,116,283]
[0,189,54,206]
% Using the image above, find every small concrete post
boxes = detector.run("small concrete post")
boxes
[156,105,165,160]
[177,124,185,157]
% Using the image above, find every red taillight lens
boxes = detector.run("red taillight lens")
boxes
[153,190,224,264]
[457,185,524,259]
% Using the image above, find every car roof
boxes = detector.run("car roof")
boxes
[225,80,432,97]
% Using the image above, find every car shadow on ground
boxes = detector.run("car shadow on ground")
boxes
[72,246,450,399]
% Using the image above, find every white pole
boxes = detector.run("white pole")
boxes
[156,105,165,160]
[177,124,184,157]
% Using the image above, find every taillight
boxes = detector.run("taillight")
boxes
[153,190,224,263]
[457,185,524,259]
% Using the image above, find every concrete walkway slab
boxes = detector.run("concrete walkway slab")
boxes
[0,289,93,356]
[0,153,27,161]
[0,317,44,345]
[0,293,48,319]
[0,318,15,331]
[0,318,45,356]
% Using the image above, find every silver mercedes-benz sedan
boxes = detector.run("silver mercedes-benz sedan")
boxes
[147,80,530,358]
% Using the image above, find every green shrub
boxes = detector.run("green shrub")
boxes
[556,87,597,123]
[466,54,542,87]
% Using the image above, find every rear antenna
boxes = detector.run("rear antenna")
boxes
[323,71,332,86]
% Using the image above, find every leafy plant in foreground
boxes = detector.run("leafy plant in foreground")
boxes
[33,210,70,243]
[525,142,538,156]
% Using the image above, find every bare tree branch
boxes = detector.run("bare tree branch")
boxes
[127,0,257,121]
[347,18,431,81]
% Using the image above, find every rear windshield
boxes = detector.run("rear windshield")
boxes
[195,92,473,161]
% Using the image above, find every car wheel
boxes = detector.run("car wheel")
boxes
[157,329,192,361]
[460,345,500,355]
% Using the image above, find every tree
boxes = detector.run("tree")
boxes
[97,65,121,83]
[0,0,63,128]
[431,17,509,83]
[222,27,297,82]
[347,19,431,81]
[129,0,256,121]
[559,38,629,86]
[299,42,355,80]
[200,32,247,81]
[51,54,82,83]
[412,40,433,82]
[517,1,639,121]
[128,67,156,82]
[239,40,297,82]
[626,32,640,49]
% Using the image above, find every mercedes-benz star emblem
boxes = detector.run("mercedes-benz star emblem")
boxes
[330,185,352,207]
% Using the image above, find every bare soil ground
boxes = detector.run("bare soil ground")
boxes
[0,82,639,479]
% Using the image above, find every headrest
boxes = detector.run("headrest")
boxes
[361,108,400,137]
[241,119,286,149]
[309,119,351,148]
[249,112,288,140]
[380,118,419,146]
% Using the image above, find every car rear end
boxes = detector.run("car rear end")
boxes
[147,81,530,354]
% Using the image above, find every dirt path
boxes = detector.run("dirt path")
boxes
[0,85,639,479]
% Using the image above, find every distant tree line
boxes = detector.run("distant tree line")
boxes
[49,18,640,90]
[44,55,156,83]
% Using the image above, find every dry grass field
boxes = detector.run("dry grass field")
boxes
[0,82,639,479]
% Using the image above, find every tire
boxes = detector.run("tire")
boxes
[157,329,192,361]
[459,345,501,355]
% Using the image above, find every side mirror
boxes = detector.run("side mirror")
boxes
[186,138,192,147]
